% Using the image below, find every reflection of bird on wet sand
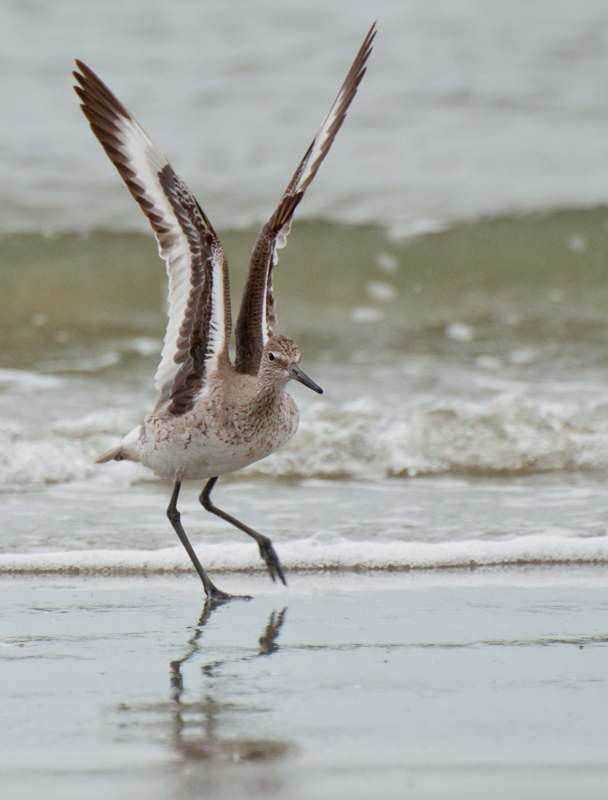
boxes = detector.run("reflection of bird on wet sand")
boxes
[116,601,292,764]
[257,609,287,657]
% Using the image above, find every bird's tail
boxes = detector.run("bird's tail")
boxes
[95,425,141,464]
[94,445,126,464]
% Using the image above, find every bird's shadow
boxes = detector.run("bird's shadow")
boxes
[116,599,293,763]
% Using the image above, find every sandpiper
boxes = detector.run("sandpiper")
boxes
[73,24,375,600]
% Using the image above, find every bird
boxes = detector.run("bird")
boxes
[73,23,376,601]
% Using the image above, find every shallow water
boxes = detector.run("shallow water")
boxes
[3,214,608,573]
[2,572,608,800]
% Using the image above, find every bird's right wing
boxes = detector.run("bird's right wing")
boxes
[74,62,232,415]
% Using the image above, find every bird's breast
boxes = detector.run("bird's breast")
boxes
[134,392,299,480]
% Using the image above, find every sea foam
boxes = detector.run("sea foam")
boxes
[1,533,608,575]
[2,393,606,487]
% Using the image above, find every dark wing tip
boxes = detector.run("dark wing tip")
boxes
[72,59,134,123]
[364,20,378,49]
[350,22,377,85]
[349,22,377,89]
[73,59,95,89]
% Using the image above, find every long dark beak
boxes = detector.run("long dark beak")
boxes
[286,363,323,394]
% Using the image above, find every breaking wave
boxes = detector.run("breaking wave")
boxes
[252,395,608,479]
[2,393,608,487]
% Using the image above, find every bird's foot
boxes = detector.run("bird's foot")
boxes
[257,537,288,586]
[206,583,231,602]
[205,583,252,605]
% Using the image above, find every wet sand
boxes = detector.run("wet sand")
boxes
[2,569,608,799]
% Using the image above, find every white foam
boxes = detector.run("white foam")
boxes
[245,394,608,479]
[0,410,144,486]
[2,534,608,575]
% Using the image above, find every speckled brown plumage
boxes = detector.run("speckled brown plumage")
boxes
[75,25,375,599]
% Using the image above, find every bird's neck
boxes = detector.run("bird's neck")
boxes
[249,376,288,411]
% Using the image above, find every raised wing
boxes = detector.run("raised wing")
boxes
[74,61,231,415]
[234,23,376,375]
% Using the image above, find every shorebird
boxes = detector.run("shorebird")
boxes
[73,24,375,600]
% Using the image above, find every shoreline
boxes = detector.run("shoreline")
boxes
[2,538,608,577]
[2,562,608,589]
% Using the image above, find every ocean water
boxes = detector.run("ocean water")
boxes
[2,0,608,579]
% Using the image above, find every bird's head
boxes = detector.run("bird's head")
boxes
[259,335,322,394]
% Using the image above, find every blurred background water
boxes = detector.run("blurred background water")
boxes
[2,0,608,571]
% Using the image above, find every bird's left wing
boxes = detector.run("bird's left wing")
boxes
[234,23,376,375]
[74,61,231,415]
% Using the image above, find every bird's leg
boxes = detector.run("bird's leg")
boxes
[200,477,287,586]
[167,480,231,601]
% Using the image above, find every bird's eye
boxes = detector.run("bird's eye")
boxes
[268,353,275,362]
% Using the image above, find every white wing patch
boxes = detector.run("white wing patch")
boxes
[155,164,229,408]
[262,219,291,341]
[295,91,350,193]
[202,240,228,385]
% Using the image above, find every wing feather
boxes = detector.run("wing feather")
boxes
[234,23,376,374]
[73,61,231,414]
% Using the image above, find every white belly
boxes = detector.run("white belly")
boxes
[133,399,299,481]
